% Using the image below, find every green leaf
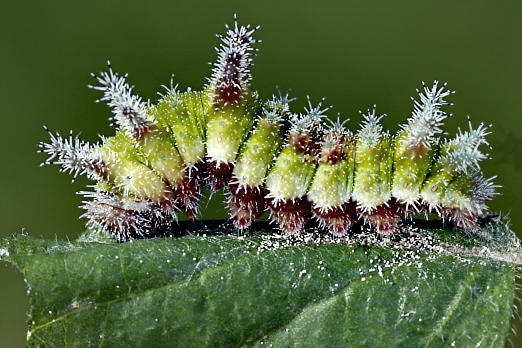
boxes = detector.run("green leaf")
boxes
[0,220,519,347]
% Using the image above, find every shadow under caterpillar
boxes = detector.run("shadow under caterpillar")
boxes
[39,15,498,241]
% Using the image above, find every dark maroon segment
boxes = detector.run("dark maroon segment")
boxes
[395,202,418,219]
[206,160,234,191]
[267,197,312,234]
[227,183,267,229]
[172,162,205,220]
[121,106,152,140]
[288,131,321,157]
[318,133,348,165]
[359,199,405,235]
[215,53,243,105]
[312,201,357,235]
[88,159,111,181]
[405,142,428,156]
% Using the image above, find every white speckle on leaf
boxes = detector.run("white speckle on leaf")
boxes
[0,248,9,257]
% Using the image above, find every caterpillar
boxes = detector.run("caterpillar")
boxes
[39,15,498,241]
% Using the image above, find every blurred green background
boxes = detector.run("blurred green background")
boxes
[1,0,521,347]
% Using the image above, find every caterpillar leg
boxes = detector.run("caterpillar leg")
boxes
[172,162,206,220]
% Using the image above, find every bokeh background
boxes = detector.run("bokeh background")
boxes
[1,0,521,346]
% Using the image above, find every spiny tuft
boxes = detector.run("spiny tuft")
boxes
[89,61,154,139]
[402,80,454,148]
[209,14,260,104]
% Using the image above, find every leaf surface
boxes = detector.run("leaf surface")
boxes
[0,221,518,347]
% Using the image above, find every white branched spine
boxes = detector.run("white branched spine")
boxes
[39,127,107,181]
[443,118,492,174]
[209,14,260,104]
[304,96,330,125]
[402,81,454,148]
[357,105,386,147]
[89,61,154,139]
[470,173,499,216]
[262,90,294,123]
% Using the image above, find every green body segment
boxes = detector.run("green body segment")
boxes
[265,145,316,201]
[95,131,167,202]
[203,88,260,164]
[153,91,206,168]
[139,128,186,188]
[307,137,356,210]
[419,141,463,209]
[391,131,437,204]
[420,159,454,208]
[352,134,394,210]
[233,116,285,188]
[440,173,475,212]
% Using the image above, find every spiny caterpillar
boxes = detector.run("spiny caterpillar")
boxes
[39,16,498,241]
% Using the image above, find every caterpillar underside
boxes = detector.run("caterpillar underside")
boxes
[39,16,498,241]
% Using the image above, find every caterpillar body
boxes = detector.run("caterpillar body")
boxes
[39,16,497,241]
